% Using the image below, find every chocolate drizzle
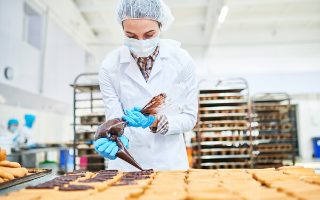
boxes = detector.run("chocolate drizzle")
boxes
[111,181,138,186]
[59,185,94,191]
[140,93,166,115]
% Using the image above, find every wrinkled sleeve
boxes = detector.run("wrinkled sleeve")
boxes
[165,58,198,135]
[99,62,132,139]
[150,115,169,135]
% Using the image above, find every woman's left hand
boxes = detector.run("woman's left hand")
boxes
[122,107,156,129]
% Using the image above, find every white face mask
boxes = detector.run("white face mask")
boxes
[124,32,160,57]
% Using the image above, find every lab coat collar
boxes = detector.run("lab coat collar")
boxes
[122,39,180,93]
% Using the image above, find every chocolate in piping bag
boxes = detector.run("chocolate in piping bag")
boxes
[95,119,143,170]
[94,93,169,170]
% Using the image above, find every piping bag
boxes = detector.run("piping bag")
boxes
[94,83,186,170]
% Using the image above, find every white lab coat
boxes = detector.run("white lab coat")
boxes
[19,126,36,146]
[99,39,198,172]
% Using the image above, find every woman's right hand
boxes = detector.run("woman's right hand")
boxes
[94,136,129,160]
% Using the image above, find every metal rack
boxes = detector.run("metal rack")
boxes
[192,78,252,169]
[251,93,295,168]
[71,73,106,171]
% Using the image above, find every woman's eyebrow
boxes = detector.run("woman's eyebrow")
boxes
[125,31,135,34]
[145,30,155,34]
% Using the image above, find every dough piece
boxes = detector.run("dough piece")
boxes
[0,177,3,183]
[280,168,315,174]
[187,169,217,173]
[278,165,304,170]
[0,167,28,177]
[217,169,245,173]
[0,168,15,180]
[0,161,21,168]
[157,170,186,173]
[0,148,7,161]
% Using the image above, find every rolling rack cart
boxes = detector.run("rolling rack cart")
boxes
[192,78,253,169]
[71,73,106,171]
[251,93,295,168]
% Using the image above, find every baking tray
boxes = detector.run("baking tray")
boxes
[0,169,52,191]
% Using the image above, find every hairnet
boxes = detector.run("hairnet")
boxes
[8,119,19,129]
[116,0,174,31]
[25,114,36,128]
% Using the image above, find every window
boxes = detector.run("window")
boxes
[23,3,42,49]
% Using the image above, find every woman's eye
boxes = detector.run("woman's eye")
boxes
[146,34,154,37]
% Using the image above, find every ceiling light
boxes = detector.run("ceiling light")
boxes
[218,5,229,23]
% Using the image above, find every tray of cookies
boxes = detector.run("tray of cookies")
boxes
[2,165,319,200]
[0,169,52,191]
[0,147,52,191]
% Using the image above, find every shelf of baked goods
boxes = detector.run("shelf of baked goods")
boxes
[255,154,291,163]
[193,120,248,132]
[199,93,243,100]
[79,114,105,125]
[201,154,251,159]
[199,112,248,118]
[192,140,251,146]
[192,148,251,156]
[255,113,289,122]
[199,87,245,93]
[253,133,292,140]
[200,161,250,168]
[256,124,292,132]
[199,106,247,112]
[255,144,292,152]
[199,99,247,105]
[191,135,250,142]
[254,104,290,112]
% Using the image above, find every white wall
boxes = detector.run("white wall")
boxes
[0,0,88,143]
[291,94,320,159]
[0,0,88,102]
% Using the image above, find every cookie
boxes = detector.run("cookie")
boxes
[0,167,14,180]
[280,168,315,174]
[278,166,304,170]
[0,160,21,168]
[0,148,6,161]
[0,167,28,177]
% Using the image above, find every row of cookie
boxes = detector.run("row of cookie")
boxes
[251,166,320,199]
[138,170,187,200]
[1,169,123,200]
[186,168,296,200]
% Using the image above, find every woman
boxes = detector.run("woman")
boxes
[95,0,197,171]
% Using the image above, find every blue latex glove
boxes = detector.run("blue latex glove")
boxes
[28,143,36,148]
[122,107,156,129]
[94,135,129,160]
